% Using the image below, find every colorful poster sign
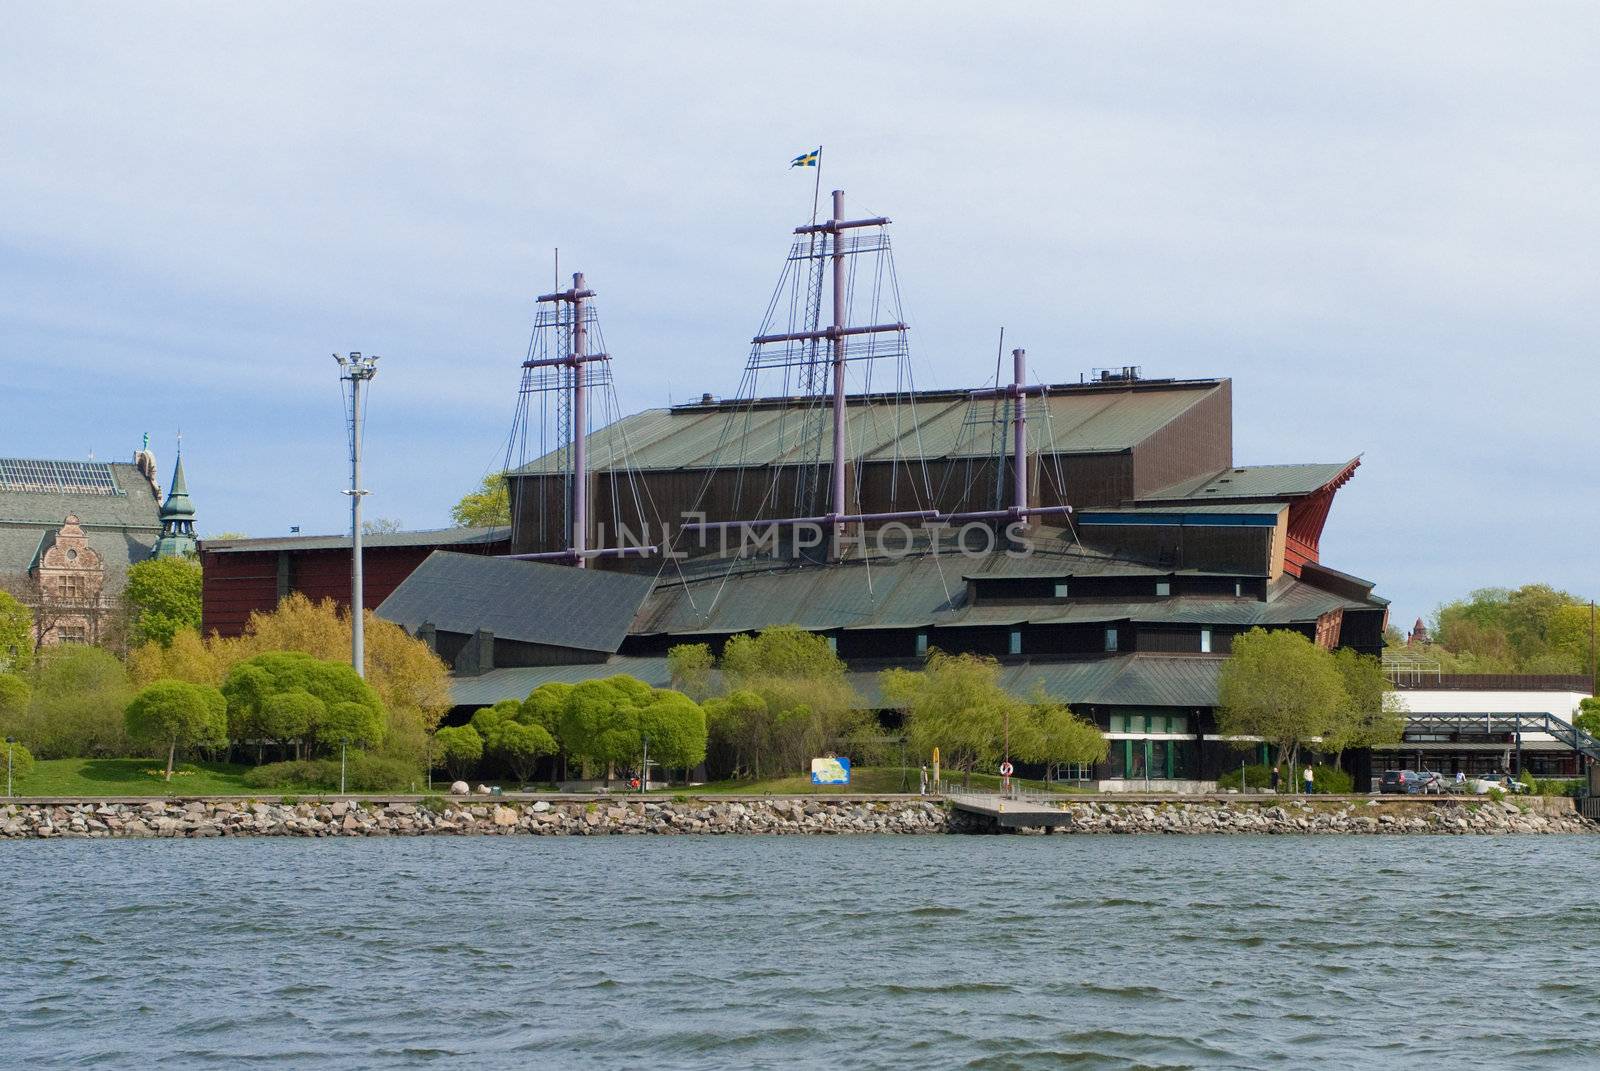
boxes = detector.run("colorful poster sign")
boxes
[810,756,851,785]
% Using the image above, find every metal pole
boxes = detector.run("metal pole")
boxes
[6,738,12,798]
[350,372,365,674]
[340,739,348,795]
[640,734,649,795]
[830,189,847,553]
[571,273,589,568]
[335,352,378,678]
[1012,349,1027,513]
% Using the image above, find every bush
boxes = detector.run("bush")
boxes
[1312,766,1353,794]
[241,753,416,792]
[2,740,35,785]
[1531,777,1584,798]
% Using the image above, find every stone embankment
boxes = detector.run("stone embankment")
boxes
[948,797,1594,835]
[0,796,1591,839]
[0,798,948,838]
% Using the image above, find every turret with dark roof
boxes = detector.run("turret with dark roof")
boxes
[155,450,197,558]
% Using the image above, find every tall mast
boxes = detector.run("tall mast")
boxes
[335,351,379,676]
[829,190,848,548]
[1012,348,1027,513]
[529,273,603,568]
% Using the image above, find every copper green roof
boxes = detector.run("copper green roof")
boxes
[448,652,1227,710]
[159,453,195,522]
[1140,460,1358,502]
[511,379,1227,474]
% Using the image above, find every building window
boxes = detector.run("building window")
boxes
[1054,582,1069,598]
[1104,627,1118,652]
[1200,628,1212,653]
[1155,580,1171,596]
[57,626,87,644]
[915,632,928,657]
[1008,630,1021,655]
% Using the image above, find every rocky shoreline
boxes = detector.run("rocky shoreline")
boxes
[0,795,1592,838]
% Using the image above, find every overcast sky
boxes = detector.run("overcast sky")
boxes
[4,3,1595,624]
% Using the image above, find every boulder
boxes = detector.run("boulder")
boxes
[449,781,470,795]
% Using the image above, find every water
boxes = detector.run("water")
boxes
[3,835,1598,1070]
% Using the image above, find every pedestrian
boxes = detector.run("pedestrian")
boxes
[1270,766,1281,792]
[1455,770,1465,785]
[1303,764,1315,795]
[919,765,928,796]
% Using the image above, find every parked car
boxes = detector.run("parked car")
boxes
[1380,769,1445,794]
[1467,774,1528,795]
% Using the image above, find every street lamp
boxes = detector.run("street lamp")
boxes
[340,736,350,795]
[640,734,650,795]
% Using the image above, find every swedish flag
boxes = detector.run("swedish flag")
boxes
[790,148,820,168]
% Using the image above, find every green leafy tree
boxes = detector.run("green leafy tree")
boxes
[704,688,772,779]
[124,679,229,780]
[6,645,134,758]
[221,651,386,758]
[487,720,557,783]
[451,472,511,527]
[519,683,572,734]
[1217,628,1344,770]
[0,674,30,722]
[2,739,34,787]
[260,689,324,758]
[667,643,715,700]
[123,556,203,647]
[0,591,32,674]
[433,724,483,780]
[1575,697,1600,739]
[882,651,1023,785]
[1322,648,1402,765]
[1013,695,1108,771]
[558,675,656,777]
[719,626,862,774]
[636,687,708,772]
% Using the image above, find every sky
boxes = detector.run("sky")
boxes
[3,2,1596,625]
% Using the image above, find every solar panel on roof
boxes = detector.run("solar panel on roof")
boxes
[0,459,122,495]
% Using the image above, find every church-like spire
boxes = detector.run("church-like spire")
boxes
[155,442,197,557]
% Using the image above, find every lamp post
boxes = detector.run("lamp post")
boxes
[425,735,432,793]
[5,737,13,798]
[640,734,650,795]
[334,351,380,678]
[340,737,349,795]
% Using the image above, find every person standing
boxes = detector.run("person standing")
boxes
[1303,764,1315,795]
[1270,766,1281,793]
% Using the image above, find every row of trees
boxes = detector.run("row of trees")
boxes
[1406,584,1597,677]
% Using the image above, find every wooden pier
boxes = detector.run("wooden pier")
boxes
[945,793,1080,829]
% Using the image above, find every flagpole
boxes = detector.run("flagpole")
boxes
[810,145,823,226]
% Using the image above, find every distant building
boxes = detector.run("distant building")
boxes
[1407,617,1429,646]
[0,441,196,649]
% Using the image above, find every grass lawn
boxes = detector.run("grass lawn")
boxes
[657,766,1090,796]
[11,758,260,797]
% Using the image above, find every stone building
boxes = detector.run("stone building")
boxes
[0,442,197,649]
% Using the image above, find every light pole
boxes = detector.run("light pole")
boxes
[5,737,13,798]
[640,734,650,795]
[334,352,380,678]
[340,736,349,795]
[425,735,432,793]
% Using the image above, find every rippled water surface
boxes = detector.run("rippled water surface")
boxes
[4,835,1599,1070]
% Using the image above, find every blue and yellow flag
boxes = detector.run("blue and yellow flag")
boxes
[790,148,820,168]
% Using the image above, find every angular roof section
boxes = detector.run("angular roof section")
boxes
[631,542,1380,637]
[448,652,1227,710]
[0,460,161,530]
[377,551,655,654]
[204,526,510,555]
[1140,460,1358,503]
[511,379,1228,474]
[159,453,195,522]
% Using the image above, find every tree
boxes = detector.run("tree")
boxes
[0,674,30,722]
[487,719,557,783]
[882,651,1023,785]
[1013,696,1108,772]
[124,679,229,780]
[123,556,203,647]
[719,626,863,773]
[0,590,32,674]
[558,675,656,777]
[362,517,404,534]
[1217,628,1345,769]
[5,645,134,758]
[667,643,714,700]
[636,687,708,771]
[235,594,450,766]
[451,472,511,527]
[433,725,483,780]
[1322,648,1402,765]
[2,739,34,786]
[221,651,386,758]
[1575,697,1600,740]
[128,628,234,688]
[704,689,772,779]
